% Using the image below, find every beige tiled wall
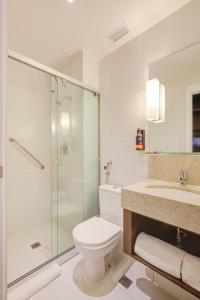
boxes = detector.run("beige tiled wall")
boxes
[148,155,200,185]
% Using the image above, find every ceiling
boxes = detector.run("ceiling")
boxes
[8,0,191,68]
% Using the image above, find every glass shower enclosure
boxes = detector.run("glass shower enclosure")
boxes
[7,55,100,285]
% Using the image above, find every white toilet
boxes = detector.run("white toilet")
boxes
[73,185,122,283]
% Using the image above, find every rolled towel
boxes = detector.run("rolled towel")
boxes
[135,232,185,278]
[7,263,61,300]
[182,253,200,292]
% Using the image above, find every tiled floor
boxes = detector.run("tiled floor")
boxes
[8,222,51,283]
[30,254,179,300]
[7,222,73,283]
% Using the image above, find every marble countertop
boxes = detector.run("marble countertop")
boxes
[121,179,200,234]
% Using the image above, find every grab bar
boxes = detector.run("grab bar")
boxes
[9,138,45,170]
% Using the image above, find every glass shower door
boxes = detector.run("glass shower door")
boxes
[57,79,84,254]
[7,56,100,285]
[56,79,99,255]
[82,89,100,221]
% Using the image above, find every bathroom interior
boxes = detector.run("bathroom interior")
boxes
[1,0,200,299]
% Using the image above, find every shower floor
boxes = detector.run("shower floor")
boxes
[7,222,74,283]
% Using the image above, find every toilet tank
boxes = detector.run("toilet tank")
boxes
[99,185,123,226]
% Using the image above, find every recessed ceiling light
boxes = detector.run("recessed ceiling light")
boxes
[67,0,74,3]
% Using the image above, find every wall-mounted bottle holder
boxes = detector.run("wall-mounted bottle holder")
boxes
[136,128,145,151]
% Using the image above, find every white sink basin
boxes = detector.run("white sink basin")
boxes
[146,182,200,195]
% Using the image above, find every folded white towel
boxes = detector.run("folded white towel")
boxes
[135,232,185,278]
[7,263,61,300]
[182,253,200,292]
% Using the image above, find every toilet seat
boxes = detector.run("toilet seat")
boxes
[73,216,122,248]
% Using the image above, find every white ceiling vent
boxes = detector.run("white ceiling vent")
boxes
[109,24,130,42]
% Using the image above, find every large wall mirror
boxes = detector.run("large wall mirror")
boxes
[148,43,200,154]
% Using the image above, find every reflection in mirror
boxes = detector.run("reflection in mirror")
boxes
[193,94,200,152]
[148,43,200,154]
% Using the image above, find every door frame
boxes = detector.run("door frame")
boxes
[0,0,7,299]
[186,84,200,152]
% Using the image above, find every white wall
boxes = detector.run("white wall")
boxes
[0,0,6,297]
[58,49,100,90]
[58,51,83,82]
[100,40,148,186]
[7,59,52,236]
[82,49,99,90]
[100,0,200,186]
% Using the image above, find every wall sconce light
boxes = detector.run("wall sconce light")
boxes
[146,78,165,123]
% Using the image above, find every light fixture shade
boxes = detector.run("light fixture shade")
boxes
[146,79,160,121]
[146,78,165,122]
[156,83,165,123]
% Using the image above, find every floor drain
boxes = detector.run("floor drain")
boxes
[30,242,42,249]
[119,275,133,289]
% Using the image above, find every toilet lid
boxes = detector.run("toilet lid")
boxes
[73,216,122,247]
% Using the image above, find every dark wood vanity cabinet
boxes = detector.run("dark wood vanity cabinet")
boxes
[123,209,200,298]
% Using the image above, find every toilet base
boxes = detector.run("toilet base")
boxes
[85,256,106,282]
[84,252,114,283]
[73,249,133,297]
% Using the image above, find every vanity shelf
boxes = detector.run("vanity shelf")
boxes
[123,209,200,298]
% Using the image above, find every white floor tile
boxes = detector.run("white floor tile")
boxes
[7,222,73,283]
[30,254,132,300]
[28,254,186,300]
[122,261,177,300]
[153,273,199,300]
[7,222,51,283]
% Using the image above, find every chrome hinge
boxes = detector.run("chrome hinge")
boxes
[0,166,3,178]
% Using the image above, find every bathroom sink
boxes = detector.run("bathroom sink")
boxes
[145,182,200,195]
[140,179,200,205]
[122,179,200,235]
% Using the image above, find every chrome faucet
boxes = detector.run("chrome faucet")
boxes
[178,169,187,185]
